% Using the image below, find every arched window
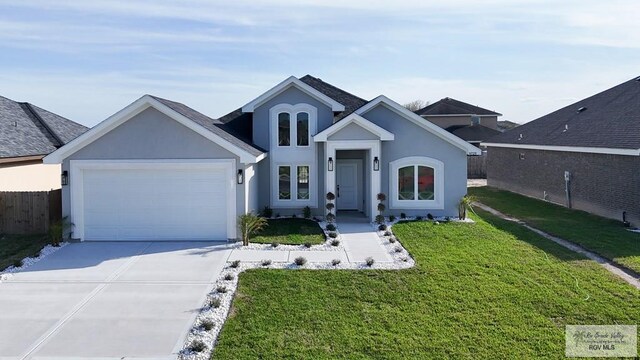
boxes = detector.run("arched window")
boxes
[390,156,444,209]
[278,112,290,146]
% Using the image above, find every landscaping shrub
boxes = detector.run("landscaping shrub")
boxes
[377,193,386,201]
[275,213,280,218]
[292,213,297,218]
[261,259,272,266]
[401,256,409,262]
[389,215,396,222]
[261,206,273,218]
[427,213,434,220]
[384,230,392,236]
[325,203,335,211]
[416,216,423,220]
[375,215,385,225]
[330,239,340,246]
[394,246,403,253]
[209,297,221,308]
[189,339,207,353]
[303,206,312,219]
[294,257,307,266]
[326,213,336,223]
[238,213,268,246]
[377,203,386,212]
[400,212,406,219]
[328,231,338,238]
[326,192,336,201]
[331,259,341,266]
[224,273,235,281]
[326,223,336,231]
[201,319,215,331]
[230,260,241,268]
[49,216,73,246]
[378,224,387,231]
[304,242,313,248]
[388,236,397,243]
[271,242,279,248]
[365,257,375,267]
[216,286,228,293]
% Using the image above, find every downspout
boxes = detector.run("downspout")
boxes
[564,170,572,209]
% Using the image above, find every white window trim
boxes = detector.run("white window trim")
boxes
[389,156,444,209]
[272,162,315,207]
[270,104,317,150]
[69,159,237,241]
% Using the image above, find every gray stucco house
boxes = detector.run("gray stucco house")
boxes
[44,75,479,241]
[484,76,640,226]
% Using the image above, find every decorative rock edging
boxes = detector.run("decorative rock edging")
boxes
[178,219,416,359]
[0,242,69,283]
[237,220,344,251]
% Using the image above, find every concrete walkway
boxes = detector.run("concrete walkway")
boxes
[228,221,393,264]
[475,202,640,290]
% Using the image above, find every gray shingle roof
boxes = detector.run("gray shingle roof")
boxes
[149,95,265,156]
[299,75,369,121]
[486,76,640,150]
[0,95,88,159]
[416,97,501,116]
[445,124,501,142]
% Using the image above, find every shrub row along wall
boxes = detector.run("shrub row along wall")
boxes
[0,189,61,234]
[486,147,640,226]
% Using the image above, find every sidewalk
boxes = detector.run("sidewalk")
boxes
[227,221,393,264]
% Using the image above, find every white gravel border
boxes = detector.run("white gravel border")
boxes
[178,216,434,360]
[0,242,68,282]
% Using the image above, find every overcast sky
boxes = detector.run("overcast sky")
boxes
[0,0,638,127]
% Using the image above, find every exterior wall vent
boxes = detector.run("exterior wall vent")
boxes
[577,107,587,113]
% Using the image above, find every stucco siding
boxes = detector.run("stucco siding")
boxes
[362,104,468,217]
[328,123,379,141]
[60,107,246,225]
[487,147,640,225]
[0,162,61,191]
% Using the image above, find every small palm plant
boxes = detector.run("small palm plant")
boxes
[458,195,477,220]
[238,213,268,246]
[49,216,73,246]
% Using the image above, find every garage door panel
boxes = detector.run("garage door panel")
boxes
[80,164,229,241]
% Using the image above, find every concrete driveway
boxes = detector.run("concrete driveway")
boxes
[0,241,231,360]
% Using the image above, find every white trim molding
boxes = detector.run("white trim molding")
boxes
[69,159,237,241]
[241,76,345,113]
[482,142,640,156]
[43,95,266,165]
[355,96,481,155]
[325,140,381,219]
[389,156,445,210]
[313,113,394,142]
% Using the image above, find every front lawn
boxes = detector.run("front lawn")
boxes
[213,212,639,359]
[469,186,640,273]
[0,234,50,270]
[251,218,325,245]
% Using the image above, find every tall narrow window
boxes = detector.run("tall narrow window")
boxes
[278,113,290,146]
[398,166,415,200]
[278,166,291,199]
[297,166,310,200]
[296,112,309,146]
[417,166,435,200]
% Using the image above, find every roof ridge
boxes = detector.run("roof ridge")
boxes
[20,102,64,147]
[300,75,368,103]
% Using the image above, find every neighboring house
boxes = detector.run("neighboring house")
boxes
[44,75,479,241]
[483,76,640,226]
[0,96,88,191]
[414,97,502,147]
[497,120,519,132]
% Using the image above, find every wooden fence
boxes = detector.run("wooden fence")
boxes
[468,153,487,179]
[0,189,61,234]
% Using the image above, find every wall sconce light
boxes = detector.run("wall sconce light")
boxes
[61,171,69,186]
[373,156,380,171]
[237,169,244,184]
[328,157,334,171]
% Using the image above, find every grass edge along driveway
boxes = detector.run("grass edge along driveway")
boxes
[0,234,50,271]
[469,186,640,273]
[212,211,639,359]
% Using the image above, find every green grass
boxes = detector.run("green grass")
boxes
[213,211,639,359]
[251,218,325,245]
[0,234,50,270]
[469,186,640,273]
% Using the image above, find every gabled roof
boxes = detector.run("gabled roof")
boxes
[0,95,88,159]
[313,113,394,142]
[44,95,265,164]
[416,97,501,116]
[299,75,369,121]
[241,76,345,113]
[485,76,640,154]
[445,124,501,142]
[356,96,482,155]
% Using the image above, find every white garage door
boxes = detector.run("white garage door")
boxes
[77,163,231,241]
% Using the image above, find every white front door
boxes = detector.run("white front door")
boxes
[336,161,359,210]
